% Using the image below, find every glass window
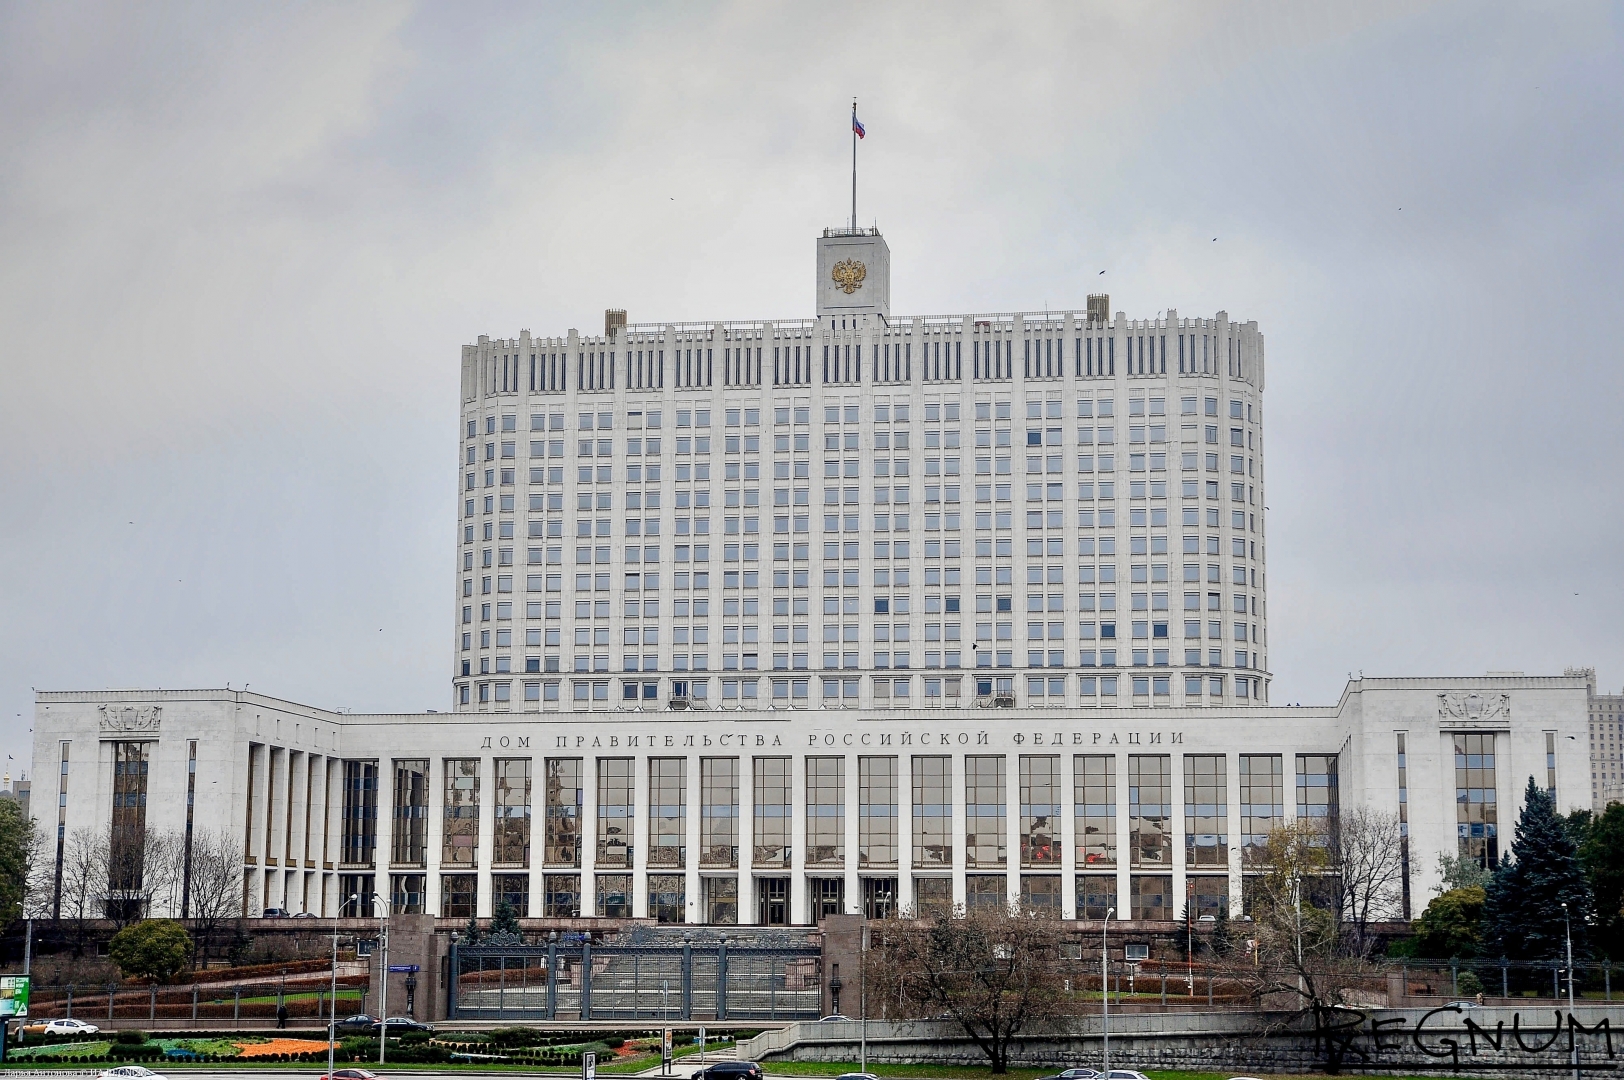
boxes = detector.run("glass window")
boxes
[1239,754,1282,867]
[440,873,476,919]
[493,758,532,868]
[595,873,632,917]
[1184,754,1228,868]
[1019,755,1061,867]
[543,873,581,917]
[648,873,685,923]
[1131,874,1171,921]
[754,757,792,867]
[1295,753,1339,820]
[912,756,952,867]
[806,757,845,865]
[492,872,528,916]
[1075,755,1116,868]
[648,758,687,868]
[391,759,429,867]
[596,758,633,868]
[1128,755,1172,867]
[1020,874,1062,911]
[965,755,1006,868]
[704,876,738,924]
[913,876,951,916]
[701,758,740,868]
[442,759,479,868]
[965,874,1006,910]
[340,760,379,868]
[859,756,898,867]
[1077,875,1114,920]
[1454,735,1498,867]
[543,758,582,867]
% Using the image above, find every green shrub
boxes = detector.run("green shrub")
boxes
[115,1030,149,1045]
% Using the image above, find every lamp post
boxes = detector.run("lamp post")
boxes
[1102,907,1114,1077]
[372,892,389,1066]
[328,893,357,1080]
[1564,901,1577,1080]
[859,919,869,1075]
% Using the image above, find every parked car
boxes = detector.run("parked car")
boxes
[836,1072,881,1080]
[691,1062,764,1080]
[374,1016,432,1034]
[23,1018,100,1037]
[1038,1071,1102,1080]
[319,1070,380,1080]
[1444,1000,1482,1009]
[1103,1071,1152,1080]
[818,1014,854,1022]
[292,911,318,919]
[260,907,291,918]
[332,1014,377,1035]
[99,1068,169,1080]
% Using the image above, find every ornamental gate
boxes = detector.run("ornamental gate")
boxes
[449,929,822,1021]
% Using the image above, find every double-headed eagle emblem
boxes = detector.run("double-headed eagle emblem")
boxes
[831,258,867,294]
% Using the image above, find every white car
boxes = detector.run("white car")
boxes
[1104,1072,1152,1080]
[99,1068,169,1080]
[44,1018,102,1036]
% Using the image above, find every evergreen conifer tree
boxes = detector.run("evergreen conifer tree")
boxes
[462,914,482,945]
[490,896,523,939]
[1484,777,1591,961]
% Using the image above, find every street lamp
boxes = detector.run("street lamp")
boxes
[372,892,389,1066]
[327,893,358,1080]
[1102,907,1114,1077]
[1564,901,1577,1080]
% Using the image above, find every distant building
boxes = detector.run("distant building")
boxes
[1573,666,1624,808]
[0,771,30,820]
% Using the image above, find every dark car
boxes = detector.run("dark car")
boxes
[319,1071,380,1080]
[332,1014,377,1035]
[692,1063,764,1080]
[375,1016,432,1034]
[1038,1071,1102,1080]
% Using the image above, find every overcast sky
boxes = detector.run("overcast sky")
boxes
[3,2,1621,778]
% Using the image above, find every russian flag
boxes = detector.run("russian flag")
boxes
[852,114,865,139]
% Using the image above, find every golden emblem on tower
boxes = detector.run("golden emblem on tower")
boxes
[830,258,867,294]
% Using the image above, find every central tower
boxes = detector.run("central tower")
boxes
[815,227,890,319]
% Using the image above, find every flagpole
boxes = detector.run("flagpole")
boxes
[851,98,857,231]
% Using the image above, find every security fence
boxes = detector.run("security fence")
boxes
[450,928,821,1021]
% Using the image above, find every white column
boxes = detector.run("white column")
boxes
[1061,750,1078,919]
[631,754,649,919]
[843,752,859,914]
[898,751,914,913]
[739,753,757,925]
[581,755,598,918]
[1114,749,1130,919]
[476,756,496,918]
[1005,751,1021,908]
[1171,750,1188,926]
[950,751,966,909]
[685,751,701,925]
[790,753,807,924]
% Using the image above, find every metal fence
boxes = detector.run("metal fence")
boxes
[450,930,821,1022]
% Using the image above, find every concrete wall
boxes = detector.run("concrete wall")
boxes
[743,1007,1624,1078]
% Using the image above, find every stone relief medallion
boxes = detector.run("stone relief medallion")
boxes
[1437,692,1510,722]
[830,258,867,294]
[98,704,162,733]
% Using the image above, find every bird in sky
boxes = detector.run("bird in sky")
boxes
[1098,270,1105,275]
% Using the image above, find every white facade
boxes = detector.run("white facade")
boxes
[28,226,1595,929]
[456,228,1269,716]
[33,677,1590,925]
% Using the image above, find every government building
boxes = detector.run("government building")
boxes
[33,226,1595,938]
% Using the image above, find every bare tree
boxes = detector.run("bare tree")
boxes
[184,828,244,965]
[1330,806,1406,957]
[57,827,108,955]
[1221,820,1387,1072]
[869,904,1077,1074]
